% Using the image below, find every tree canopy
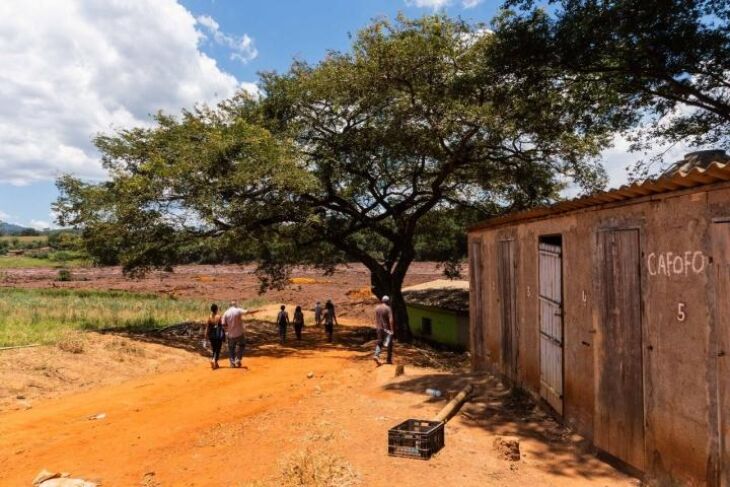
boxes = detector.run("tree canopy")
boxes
[493,0,730,176]
[56,15,619,339]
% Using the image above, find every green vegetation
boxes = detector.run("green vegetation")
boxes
[0,256,71,269]
[493,0,730,177]
[0,235,47,244]
[0,231,89,268]
[56,15,618,341]
[0,288,266,347]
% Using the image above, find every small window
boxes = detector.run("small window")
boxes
[422,317,432,336]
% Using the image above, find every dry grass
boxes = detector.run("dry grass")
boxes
[289,277,333,285]
[279,448,360,487]
[56,330,86,354]
[345,286,375,301]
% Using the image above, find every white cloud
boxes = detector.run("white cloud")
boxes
[0,1,253,185]
[599,134,691,189]
[0,210,12,221]
[406,0,482,8]
[29,219,52,230]
[406,0,452,9]
[462,0,484,7]
[197,15,258,64]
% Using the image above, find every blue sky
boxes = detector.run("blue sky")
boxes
[0,0,667,229]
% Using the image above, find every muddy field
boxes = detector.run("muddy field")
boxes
[0,262,454,324]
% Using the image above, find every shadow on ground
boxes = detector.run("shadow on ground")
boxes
[383,371,629,482]
[106,321,630,483]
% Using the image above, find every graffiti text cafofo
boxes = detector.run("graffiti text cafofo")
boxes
[647,251,707,277]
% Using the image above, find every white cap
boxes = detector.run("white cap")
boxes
[382,295,390,302]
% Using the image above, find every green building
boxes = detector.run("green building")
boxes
[403,280,469,351]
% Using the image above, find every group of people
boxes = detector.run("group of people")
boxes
[201,295,394,370]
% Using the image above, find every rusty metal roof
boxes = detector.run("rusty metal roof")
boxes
[403,280,470,314]
[469,159,730,231]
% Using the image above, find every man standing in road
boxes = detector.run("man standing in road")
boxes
[373,295,394,366]
[314,301,323,327]
[223,300,247,368]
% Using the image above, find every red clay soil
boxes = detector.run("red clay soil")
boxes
[0,326,637,487]
[0,262,454,323]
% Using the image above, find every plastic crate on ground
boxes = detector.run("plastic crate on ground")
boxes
[387,419,445,460]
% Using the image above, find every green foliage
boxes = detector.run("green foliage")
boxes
[56,15,619,339]
[494,0,730,177]
[56,268,72,281]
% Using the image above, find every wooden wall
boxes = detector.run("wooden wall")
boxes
[468,182,730,486]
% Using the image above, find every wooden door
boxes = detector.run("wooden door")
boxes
[712,222,730,486]
[595,229,646,470]
[539,241,564,415]
[470,240,485,361]
[498,240,518,380]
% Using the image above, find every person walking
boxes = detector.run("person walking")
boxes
[223,300,247,368]
[373,295,394,366]
[203,303,225,369]
[314,301,323,327]
[322,301,338,343]
[277,305,290,344]
[293,305,305,341]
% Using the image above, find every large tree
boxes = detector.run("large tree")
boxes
[56,15,618,340]
[493,0,730,176]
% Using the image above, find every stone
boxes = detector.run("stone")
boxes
[33,470,60,485]
[306,372,314,379]
[492,436,521,462]
[394,364,405,377]
[39,478,97,487]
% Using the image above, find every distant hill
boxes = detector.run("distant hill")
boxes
[0,221,38,235]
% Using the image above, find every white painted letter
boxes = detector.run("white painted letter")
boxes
[647,253,656,276]
[684,252,692,276]
[692,251,706,274]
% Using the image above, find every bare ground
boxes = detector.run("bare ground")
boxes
[0,264,639,486]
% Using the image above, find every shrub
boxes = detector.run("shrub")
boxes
[57,269,72,281]
[57,330,86,353]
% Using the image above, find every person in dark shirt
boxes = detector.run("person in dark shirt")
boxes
[373,296,394,366]
[277,305,290,344]
[293,305,305,341]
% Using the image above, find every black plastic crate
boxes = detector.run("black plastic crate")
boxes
[388,419,445,460]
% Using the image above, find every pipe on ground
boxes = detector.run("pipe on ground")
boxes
[432,383,473,423]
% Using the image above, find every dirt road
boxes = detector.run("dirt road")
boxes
[0,326,636,487]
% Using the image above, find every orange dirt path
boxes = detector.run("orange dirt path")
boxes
[0,330,636,487]
[0,349,353,486]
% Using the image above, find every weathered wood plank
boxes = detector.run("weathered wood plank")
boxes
[595,228,646,471]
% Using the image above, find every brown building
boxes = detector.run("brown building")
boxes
[468,151,730,486]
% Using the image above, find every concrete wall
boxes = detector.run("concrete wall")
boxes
[468,181,730,486]
[406,304,468,350]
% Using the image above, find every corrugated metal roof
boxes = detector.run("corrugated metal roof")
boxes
[403,280,470,313]
[469,159,730,231]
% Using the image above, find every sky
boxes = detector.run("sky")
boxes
[0,0,685,229]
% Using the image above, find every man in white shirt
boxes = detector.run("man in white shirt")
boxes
[223,300,247,368]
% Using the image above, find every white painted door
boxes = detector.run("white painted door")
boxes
[539,242,564,415]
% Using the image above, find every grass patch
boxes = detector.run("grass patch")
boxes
[0,288,268,347]
[279,448,360,487]
[0,255,88,269]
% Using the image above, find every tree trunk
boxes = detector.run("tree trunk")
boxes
[370,271,412,342]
